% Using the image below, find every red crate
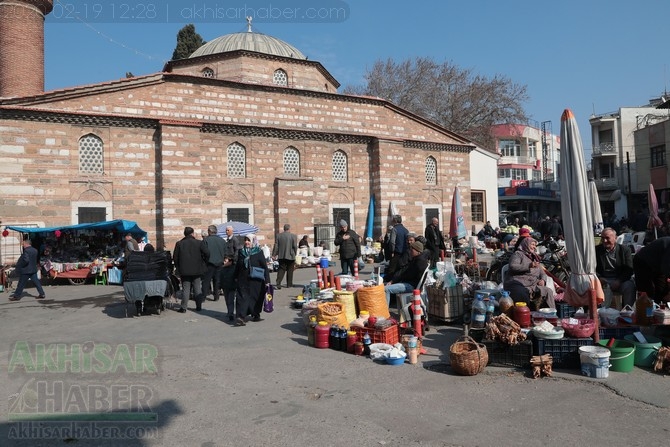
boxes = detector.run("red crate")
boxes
[353,324,400,345]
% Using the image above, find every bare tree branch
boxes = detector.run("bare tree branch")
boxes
[342,57,529,150]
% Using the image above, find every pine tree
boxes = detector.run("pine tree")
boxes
[171,24,206,60]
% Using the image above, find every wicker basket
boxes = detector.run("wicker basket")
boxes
[449,336,488,376]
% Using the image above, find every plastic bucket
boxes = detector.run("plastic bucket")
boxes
[579,346,611,378]
[319,257,329,268]
[598,340,636,372]
[623,335,662,367]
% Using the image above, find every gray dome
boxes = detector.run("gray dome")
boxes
[189,32,306,60]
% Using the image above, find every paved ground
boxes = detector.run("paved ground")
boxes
[0,265,668,447]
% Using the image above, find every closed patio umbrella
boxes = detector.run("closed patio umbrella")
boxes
[560,109,604,341]
[450,185,467,241]
[648,183,663,239]
[588,180,604,235]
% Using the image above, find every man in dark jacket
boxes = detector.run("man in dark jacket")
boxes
[334,220,360,275]
[272,223,298,289]
[384,241,429,306]
[173,227,209,312]
[424,217,446,267]
[223,225,243,262]
[633,236,670,303]
[202,225,228,302]
[549,216,563,239]
[9,237,46,301]
[384,215,409,280]
[595,227,635,307]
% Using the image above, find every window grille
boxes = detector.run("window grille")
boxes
[425,156,437,185]
[273,69,288,86]
[283,147,300,176]
[332,150,347,181]
[79,134,103,174]
[227,142,246,178]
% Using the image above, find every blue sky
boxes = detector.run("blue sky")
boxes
[44,0,670,154]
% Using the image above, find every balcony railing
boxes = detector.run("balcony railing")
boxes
[592,177,619,190]
[592,143,616,156]
[499,156,538,165]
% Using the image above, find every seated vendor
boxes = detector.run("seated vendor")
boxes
[384,241,429,306]
[503,237,555,310]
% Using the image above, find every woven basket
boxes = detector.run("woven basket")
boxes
[449,336,488,376]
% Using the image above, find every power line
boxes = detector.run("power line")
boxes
[52,0,167,64]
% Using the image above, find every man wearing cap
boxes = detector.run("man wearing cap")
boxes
[384,241,430,306]
[596,227,635,307]
[334,220,361,275]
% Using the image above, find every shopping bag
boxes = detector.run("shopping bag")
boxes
[263,285,274,313]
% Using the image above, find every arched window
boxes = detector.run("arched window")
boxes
[332,150,348,182]
[202,67,214,78]
[273,69,288,86]
[227,142,246,178]
[283,146,300,177]
[425,156,437,185]
[78,134,104,174]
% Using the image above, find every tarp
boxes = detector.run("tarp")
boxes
[6,219,147,238]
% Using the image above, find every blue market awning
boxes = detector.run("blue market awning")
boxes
[6,219,147,238]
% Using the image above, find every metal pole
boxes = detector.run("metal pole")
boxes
[626,152,632,219]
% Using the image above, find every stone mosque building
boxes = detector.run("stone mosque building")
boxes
[0,0,494,251]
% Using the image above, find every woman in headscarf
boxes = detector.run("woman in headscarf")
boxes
[503,237,555,310]
[233,234,270,326]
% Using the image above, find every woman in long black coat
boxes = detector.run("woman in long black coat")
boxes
[233,234,270,326]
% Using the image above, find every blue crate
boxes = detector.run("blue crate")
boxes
[556,302,577,318]
[533,337,594,369]
[599,326,640,340]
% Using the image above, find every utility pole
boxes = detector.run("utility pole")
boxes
[626,152,632,219]
[541,121,551,184]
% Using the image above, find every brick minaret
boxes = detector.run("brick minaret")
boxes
[0,0,53,98]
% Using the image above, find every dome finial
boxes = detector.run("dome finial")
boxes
[246,16,253,32]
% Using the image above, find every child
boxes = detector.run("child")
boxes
[220,255,237,321]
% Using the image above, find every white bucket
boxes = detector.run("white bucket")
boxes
[579,346,611,379]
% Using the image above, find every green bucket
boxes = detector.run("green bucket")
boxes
[598,340,635,372]
[624,335,662,367]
